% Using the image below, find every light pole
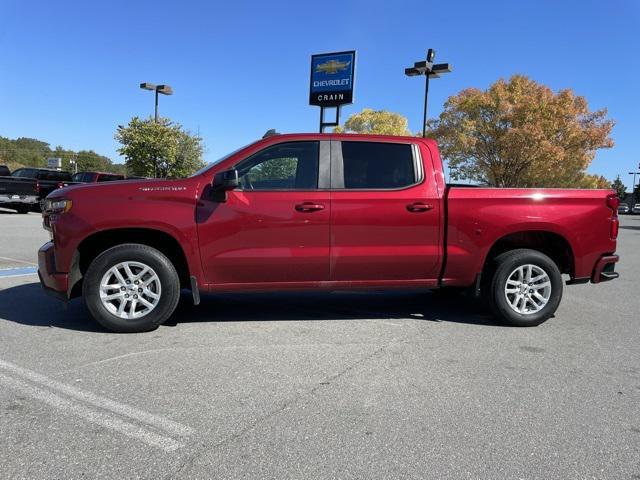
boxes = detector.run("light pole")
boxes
[70,153,78,174]
[140,83,173,122]
[629,170,640,205]
[405,49,452,137]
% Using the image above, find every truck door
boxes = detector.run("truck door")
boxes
[197,140,331,286]
[329,139,441,283]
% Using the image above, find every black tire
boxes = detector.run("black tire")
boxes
[83,243,181,333]
[15,205,30,214]
[484,248,563,327]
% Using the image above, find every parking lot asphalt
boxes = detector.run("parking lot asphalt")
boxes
[0,208,638,479]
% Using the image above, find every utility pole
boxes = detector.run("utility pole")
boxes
[404,49,452,137]
[629,170,640,205]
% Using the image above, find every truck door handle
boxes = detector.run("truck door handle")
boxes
[406,202,433,212]
[295,202,325,212]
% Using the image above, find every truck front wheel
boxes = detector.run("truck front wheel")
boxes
[83,244,181,333]
[485,249,563,327]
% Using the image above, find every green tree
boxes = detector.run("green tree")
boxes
[75,150,112,172]
[611,175,627,199]
[0,135,121,174]
[334,108,412,136]
[251,157,297,182]
[172,129,205,178]
[428,75,615,187]
[115,117,205,178]
[0,137,51,167]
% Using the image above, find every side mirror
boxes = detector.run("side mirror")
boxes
[212,169,239,190]
[210,169,239,202]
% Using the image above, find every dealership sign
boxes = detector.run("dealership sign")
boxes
[47,158,62,169]
[309,50,356,107]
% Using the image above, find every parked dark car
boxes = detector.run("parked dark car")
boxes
[618,202,630,214]
[72,171,125,183]
[0,165,10,176]
[0,175,37,213]
[0,168,79,212]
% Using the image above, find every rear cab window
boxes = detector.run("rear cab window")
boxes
[73,172,96,182]
[12,168,37,178]
[336,141,421,189]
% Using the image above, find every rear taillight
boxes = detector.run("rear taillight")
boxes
[35,180,40,193]
[606,193,619,239]
[57,182,64,189]
[611,218,619,239]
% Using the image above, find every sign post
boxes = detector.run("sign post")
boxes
[309,50,356,132]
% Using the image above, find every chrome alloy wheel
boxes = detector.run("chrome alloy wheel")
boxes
[504,264,551,315]
[99,261,161,320]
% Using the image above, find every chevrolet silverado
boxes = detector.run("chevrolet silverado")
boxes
[38,133,620,332]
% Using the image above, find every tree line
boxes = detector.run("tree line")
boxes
[0,136,125,175]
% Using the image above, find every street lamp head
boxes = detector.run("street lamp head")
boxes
[140,82,156,91]
[427,48,435,63]
[432,63,452,74]
[157,85,173,95]
[404,67,421,77]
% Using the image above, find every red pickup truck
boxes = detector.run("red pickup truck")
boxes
[38,133,620,333]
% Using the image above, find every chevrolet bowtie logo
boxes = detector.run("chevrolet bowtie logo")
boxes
[315,60,350,74]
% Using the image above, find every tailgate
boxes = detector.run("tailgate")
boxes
[0,178,37,196]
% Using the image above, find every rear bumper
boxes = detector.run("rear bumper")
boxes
[591,254,619,284]
[38,242,69,300]
[0,194,38,205]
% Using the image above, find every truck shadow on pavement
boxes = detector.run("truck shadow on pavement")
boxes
[0,282,503,333]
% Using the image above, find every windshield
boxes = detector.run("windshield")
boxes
[190,142,255,177]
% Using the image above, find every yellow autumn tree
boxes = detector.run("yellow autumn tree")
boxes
[428,75,614,187]
[334,109,412,136]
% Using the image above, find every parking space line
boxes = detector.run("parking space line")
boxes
[0,256,38,267]
[0,359,194,437]
[0,266,38,278]
[0,372,184,452]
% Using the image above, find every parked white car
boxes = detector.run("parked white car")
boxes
[632,203,640,214]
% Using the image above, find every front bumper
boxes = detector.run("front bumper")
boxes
[591,254,619,284]
[38,242,69,300]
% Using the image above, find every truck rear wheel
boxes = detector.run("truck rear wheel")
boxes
[83,243,181,333]
[485,249,563,327]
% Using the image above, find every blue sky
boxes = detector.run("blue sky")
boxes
[1,0,639,188]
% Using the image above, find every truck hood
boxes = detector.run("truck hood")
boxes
[47,178,195,200]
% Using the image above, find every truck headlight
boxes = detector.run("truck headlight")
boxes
[48,199,73,213]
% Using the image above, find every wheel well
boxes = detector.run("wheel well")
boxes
[75,228,191,292]
[484,231,574,277]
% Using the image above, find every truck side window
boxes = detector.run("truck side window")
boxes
[235,141,319,190]
[341,142,416,189]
